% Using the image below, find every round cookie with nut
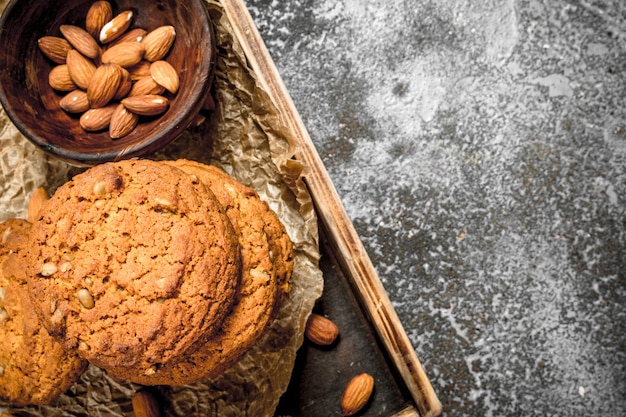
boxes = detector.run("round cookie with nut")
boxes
[198,163,294,318]
[25,159,241,377]
[0,218,88,406]
[110,159,284,385]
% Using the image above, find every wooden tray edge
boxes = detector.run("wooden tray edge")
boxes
[219,1,442,416]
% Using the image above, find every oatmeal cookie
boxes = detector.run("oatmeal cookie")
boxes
[26,159,241,377]
[114,159,293,384]
[0,219,88,406]
[200,163,294,317]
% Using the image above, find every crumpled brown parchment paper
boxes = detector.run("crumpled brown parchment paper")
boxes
[0,0,323,416]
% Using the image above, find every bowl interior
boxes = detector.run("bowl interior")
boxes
[0,0,213,165]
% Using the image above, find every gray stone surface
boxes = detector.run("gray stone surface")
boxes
[246,0,626,416]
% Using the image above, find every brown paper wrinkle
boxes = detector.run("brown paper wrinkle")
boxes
[0,0,323,416]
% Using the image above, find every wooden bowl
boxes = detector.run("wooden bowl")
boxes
[0,0,214,166]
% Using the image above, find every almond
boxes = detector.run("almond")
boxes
[101,41,145,67]
[114,67,132,100]
[109,28,147,46]
[109,103,138,138]
[38,36,71,64]
[150,60,179,94]
[28,187,49,223]
[85,1,113,39]
[340,373,375,416]
[79,104,117,131]
[190,113,206,127]
[128,75,165,97]
[100,10,134,44]
[131,390,162,417]
[59,90,90,113]
[142,25,176,62]
[59,24,100,59]
[66,49,96,90]
[127,60,152,80]
[121,95,169,116]
[305,313,339,346]
[48,65,77,91]
[87,63,123,108]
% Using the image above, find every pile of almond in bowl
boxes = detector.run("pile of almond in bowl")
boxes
[38,1,179,139]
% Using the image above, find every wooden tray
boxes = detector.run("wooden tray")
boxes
[220,2,442,416]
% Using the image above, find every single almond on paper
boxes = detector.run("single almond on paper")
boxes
[109,103,138,138]
[190,112,206,127]
[101,41,145,68]
[142,25,176,62]
[150,60,179,94]
[121,95,169,116]
[340,373,375,416]
[85,0,113,39]
[49,65,77,91]
[38,36,71,64]
[59,24,100,59]
[100,9,134,44]
[128,75,165,97]
[28,187,49,223]
[66,49,96,90]
[80,104,117,131]
[305,313,339,346]
[131,390,162,417]
[59,89,90,113]
[87,63,123,108]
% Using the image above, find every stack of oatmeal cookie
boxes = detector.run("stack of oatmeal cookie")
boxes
[0,158,293,405]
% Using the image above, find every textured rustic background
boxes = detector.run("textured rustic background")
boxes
[246,1,626,416]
